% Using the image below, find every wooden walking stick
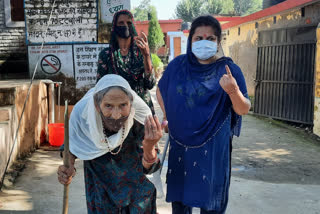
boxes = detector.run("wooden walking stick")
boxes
[62,100,69,214]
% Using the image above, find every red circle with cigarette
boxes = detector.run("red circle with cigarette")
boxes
[41,55,61,75]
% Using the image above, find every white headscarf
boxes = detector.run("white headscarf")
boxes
[69,74,152,160]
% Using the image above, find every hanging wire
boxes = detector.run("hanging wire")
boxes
[0,0,58,191]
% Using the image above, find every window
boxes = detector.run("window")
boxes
[227,30,229,35]
[5,0,25,27]
[301,7,305,17]
[238,27,240,36]
[255,22,259,29]
[273,16,277,24]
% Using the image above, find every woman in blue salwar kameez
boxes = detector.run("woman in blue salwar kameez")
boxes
[58,74,165,214]
[157,16,251,214]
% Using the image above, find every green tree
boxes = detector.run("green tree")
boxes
[233,0,262,16]
[220,0,235,14]
[132,0,151,21]
[147,7,164,53]
[175,0,204,22]
[175,0,235,22]
[203,0,235,15]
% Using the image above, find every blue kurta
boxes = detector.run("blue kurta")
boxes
[158,54,248,212]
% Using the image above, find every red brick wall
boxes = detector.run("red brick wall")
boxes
[134,20,182,56]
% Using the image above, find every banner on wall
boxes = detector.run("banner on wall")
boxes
[25,0,97,44]
[100,0,131,23]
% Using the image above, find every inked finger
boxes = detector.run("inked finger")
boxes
[225,65,232,76]
[153,115,161,131]
[148,115,156,131]
[144,117,150,137]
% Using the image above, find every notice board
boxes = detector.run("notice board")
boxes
[25,0,97,44]
[100,0,131,23]
[74,44,109,89]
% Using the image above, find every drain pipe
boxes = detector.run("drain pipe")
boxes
[48,82,55,124]
[55,82,62,121]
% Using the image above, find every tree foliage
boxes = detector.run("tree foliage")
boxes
[147,7,164,53]
[151,53,164,78]
[203,0,235,15]
[175,0,203,22]
[175,0,262,22]
[233,0,262,16]
[132,0,151,21]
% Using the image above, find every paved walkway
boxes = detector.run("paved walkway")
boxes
[0,87,320,213]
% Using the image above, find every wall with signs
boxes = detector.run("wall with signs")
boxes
[28,44,109,104]
[21,0,132,103]
[74,44,109,89]
[100,0,131,23]
[25,0,97,44]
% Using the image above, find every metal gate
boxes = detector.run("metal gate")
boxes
[254,26,317,124]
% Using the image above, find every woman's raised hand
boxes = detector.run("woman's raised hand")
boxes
[143,115,164,150]
[135,32,150,57]
[219,65,239,95]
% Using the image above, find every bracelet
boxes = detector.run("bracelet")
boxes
[227,86,239,95]
[142,155,158,165]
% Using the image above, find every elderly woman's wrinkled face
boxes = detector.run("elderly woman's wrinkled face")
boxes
[99,88,131,119]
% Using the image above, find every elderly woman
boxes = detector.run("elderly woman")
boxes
[157,16,251,214]
[97,10,155,113]
[58,74,164,213]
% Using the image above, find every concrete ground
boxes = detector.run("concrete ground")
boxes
[1,88,320,213]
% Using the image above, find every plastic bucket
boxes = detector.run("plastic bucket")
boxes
[48,123,64,147]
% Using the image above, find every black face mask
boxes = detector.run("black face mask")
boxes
[99,108,129,132]
[114,26,132,39]
[102,115,129,132]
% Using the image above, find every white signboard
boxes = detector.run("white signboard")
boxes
[74,44,109,89]
[100,0,131,23]
[28,45,74,78]
[25,0,97,44]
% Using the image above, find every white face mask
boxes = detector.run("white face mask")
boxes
[192,40,218,60]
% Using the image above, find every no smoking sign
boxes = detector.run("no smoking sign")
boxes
[41,55,61,74]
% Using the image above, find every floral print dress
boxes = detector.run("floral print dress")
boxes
[84,120,160,214]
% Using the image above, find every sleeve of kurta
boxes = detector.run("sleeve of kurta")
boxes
[96,48,112,83]
[227,61,249,137]
[157,62,171,106]
[228,62,249,99]
[143,54,156,90]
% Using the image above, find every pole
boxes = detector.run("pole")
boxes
[62,100,69,214]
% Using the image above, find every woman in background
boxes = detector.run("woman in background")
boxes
[97,10,155,113]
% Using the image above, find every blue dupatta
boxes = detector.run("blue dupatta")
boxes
[158,38,248,148]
